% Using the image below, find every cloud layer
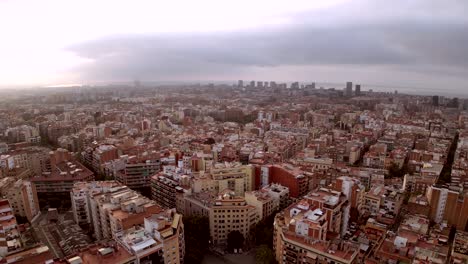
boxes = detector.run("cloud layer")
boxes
[66,0,468,95]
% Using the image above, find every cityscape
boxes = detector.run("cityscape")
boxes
[1,0,468,264]
[0,82,467,264]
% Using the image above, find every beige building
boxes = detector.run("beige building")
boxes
[70,181,124,226]
[191,162,255,196]
[180,189,258,245]
[245,190,276,222]
[0,177,40,222]
[71,181,162,240]
[113,208,185,264]
[273,197,359,264]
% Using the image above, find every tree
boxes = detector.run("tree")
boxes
[184,216,210,264]
[256,244,275,264]
[227,230,244,251]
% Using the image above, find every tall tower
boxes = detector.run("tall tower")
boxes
[355,84,361,96]
[346,82,353,97]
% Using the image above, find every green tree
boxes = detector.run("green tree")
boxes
[184,215,210,264]
[256,244,275,264]
[227,230,244,251]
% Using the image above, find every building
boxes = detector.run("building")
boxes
[113,208,185,264]
[70,181,124,226]
[426,185,468,230]
[245,190,276,222]
[180,189,258,245]
[0,178,40,222]
[451,231,468,263]
[31,149,94,205]
[273,197,359,264]
[303,188,348,235]
[2,245,54,264]
[238,80,243,88]
[75,182,163,240]
[192,162,254,197]
[432,95,439,107]
[264,183,291,210]
[346,82,353,97]
[261,164,308,198]
[115,152,160,191]
[151,172,184,210]
[0,199,21,257]
[355,84,361,96]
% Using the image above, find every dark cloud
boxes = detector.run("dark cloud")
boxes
[67,1,468,94]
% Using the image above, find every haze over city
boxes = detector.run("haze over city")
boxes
[2,1,468,264]
[1,0,467,96]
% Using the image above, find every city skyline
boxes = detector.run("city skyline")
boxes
[1,0,468,96]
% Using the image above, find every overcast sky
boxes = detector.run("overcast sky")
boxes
[0,0,467,95]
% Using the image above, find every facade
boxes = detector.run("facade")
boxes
[73,182,163,240]
[180,190,258,245]
[303,188,348,235]
[31,149,94,194]
[0,178,40,222]
[70,181,124,226]
[114,208,185,264]
[115,154,160,190]
[245,189,276,222]
[0,199,21,257]
[262,164,308,198]
[426,185,468,230]
[151,173,183,209]
[273,196,359,264]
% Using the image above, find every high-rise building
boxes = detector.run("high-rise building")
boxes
[257,81,263,88]
[426,185,468,230]
[346,82,353,97]
[237,80,243,88]
[355,84,361,96]
[432,95,439,106]
[311,82,316,89]
[250,80,255,88]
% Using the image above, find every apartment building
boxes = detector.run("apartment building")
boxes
[264,183,291,210]
[0,199,21,257]
[180,189,258,245]
[260,164,308,198]
[0,178,40,222]
[113,208,185,264]
[31,149,94,195]
[115,153,160,190]
[426,185,468,230]
[303,188,348,236]
[273,198,359,264]
[151,173,184,209]
[245,190,276,222]
[70,181,124,226]
[88,184,162,240]
[188,162,255,197]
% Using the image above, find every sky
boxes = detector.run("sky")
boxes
[0,0,467,95]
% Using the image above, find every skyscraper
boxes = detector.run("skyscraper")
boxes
[346,82,353,97]
[432,95,439,106]
[250,80,255,88]
[355,84,361,96]
[238,80,243,88]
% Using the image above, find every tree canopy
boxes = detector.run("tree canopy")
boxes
[227,230,244,251]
